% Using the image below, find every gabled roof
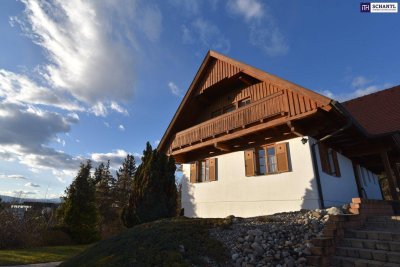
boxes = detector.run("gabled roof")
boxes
[158,50,333,152]
[343,85,400,136]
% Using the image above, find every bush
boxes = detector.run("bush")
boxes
[0,210,47,249]
[42,226,73,246]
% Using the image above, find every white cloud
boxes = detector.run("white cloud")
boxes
[168,82,183,97]
[0,102,84,175]
[190,18,231,53]
[227,0,288,56]
[170,0,200,14]
[103,121,110,128]
[249,25,289,57]
[320,75,391,102]
[139,5,162,42]
[118,124,125,131]
[0,69,84,112]
[16,0,136,105]
[25,182,40,188]
[0,173,27,180]
[227,0,263,20]
[110,102,129,116]
[4,0,163,117]
[154,139,160,145]
[90,149,141,169]
[351,76,371,88]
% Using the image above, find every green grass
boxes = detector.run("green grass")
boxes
[0,245,90,265]
[59,217,231,267]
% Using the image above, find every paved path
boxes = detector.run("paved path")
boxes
[1,262,62,267]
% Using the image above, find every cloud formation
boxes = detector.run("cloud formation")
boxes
[0,174,27,180]
[320,75,392,101]
[168,82,183,97]
[91,149,141,170]
[25,182,40,188]
[227,0,288,56]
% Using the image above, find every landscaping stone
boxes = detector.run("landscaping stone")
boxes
[210,209,330,266]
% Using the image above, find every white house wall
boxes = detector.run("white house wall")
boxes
[181,136,320,218]
[357,165,382,200]
[313,138,365,207]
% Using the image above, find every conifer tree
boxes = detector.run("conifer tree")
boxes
[94,161,117,233]
[122,142,177,227]
[115,154,136,208]
[62,160,99,243]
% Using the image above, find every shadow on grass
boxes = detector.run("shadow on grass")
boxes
[59,217,231,267]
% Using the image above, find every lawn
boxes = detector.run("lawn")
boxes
[0,245,90,266]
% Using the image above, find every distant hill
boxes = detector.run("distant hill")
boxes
[0,194,62,204]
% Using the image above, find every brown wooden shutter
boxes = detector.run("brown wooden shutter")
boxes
[332,151,341,177]
[318,143,329,173]
[209,158,217,181]
[190,162,197,183]
[276,142,289,172]
[244,149,255,176]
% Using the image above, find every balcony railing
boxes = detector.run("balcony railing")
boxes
[170,92,288,150]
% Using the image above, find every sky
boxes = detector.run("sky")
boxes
[0,0,399,200]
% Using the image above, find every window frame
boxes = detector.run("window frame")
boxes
[238,97,251,108]
[246,142,290,177]
[190,158,217,183]
[319,144,341,177]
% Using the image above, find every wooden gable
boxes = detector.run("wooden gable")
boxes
[158,50,333,154]
[196,58,241,95]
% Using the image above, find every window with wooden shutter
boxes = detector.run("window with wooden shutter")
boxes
[244,149,256,176]
[209,158,217,181]
[275,142,289,172]
[318,143,330,173]
[332,151,341,177]
[319,143,341,177]
[190,163,197,183]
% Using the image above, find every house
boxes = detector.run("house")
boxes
[159,51,400,218]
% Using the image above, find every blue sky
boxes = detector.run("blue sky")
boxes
[0,0,399,199]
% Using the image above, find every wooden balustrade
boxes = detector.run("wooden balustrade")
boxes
[170,92,288,150]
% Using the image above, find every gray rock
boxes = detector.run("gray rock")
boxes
[232,253,239,261]
[326,206,343,215]
[251,242,264,255]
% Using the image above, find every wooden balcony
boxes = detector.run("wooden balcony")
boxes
[170,91,289,151]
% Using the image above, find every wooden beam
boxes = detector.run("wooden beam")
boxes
[286,121,303,137]
[214,142,231,152]
[381,150,399,201]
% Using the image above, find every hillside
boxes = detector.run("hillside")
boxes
[59,217,231,267]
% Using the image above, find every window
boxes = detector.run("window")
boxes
[318,143,341,177]
[245,142,289,176]
[238,97,251,108]
[199,160,209,182]
[258,149,266,175]
[190,158,217,183]
[267,147,277,173]
[223,104,236,114]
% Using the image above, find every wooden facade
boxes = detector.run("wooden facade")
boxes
[159,51,332,159]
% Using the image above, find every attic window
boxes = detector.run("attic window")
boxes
[238,97,251,108]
